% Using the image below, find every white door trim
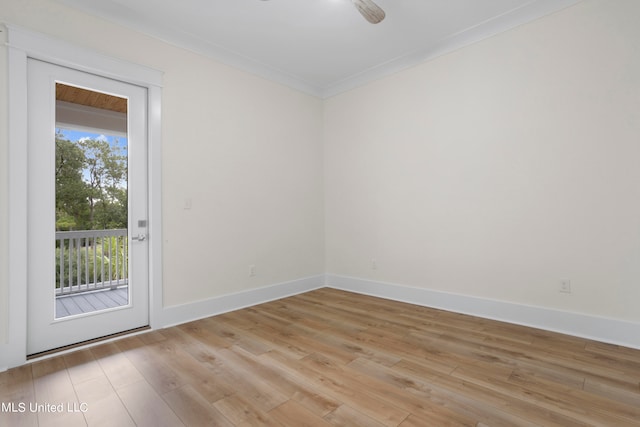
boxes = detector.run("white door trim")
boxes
[3,25,163,370]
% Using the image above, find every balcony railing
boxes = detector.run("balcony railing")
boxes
[56,229,129,296]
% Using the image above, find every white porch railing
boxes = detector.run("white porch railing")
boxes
[55,229,129,296]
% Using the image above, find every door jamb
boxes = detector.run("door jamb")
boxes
[3,25,163,370]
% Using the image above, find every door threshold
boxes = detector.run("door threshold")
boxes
[27,325,150,360]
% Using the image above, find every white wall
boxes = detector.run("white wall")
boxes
[160,54,325,305]
[324,0,640,323]
[0,0,325,344]
[0,26,8,344]
[1,0,638,353]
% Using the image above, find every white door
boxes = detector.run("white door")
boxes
[27,59,149,355]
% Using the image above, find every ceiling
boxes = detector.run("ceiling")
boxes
[56,0,582,98]
[57,83,128,113]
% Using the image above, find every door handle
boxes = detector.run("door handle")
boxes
[132,233,147,242]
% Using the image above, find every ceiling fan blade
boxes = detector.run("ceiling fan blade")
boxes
[352,0,386,24]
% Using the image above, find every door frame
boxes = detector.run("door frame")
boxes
[27,60,150,354]
[4,25,163,369]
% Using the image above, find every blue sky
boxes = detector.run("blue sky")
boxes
[56,128,128,187]
[57,128,128,149]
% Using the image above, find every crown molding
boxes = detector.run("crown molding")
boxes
[55,0,582,99]
[321,0,583,98]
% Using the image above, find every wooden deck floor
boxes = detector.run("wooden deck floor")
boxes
[56,287,129,318]
[2,288,640,426]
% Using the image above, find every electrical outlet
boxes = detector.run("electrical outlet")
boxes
[371,259,377,270]
[249,265,256,277]
[559,279,571,294]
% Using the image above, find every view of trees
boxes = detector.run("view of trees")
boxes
[55,130,128,231]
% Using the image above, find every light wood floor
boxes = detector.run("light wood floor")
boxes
[2,288,640,426]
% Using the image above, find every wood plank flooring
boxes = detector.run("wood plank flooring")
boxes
[2,288,640,426]
[56,287,129,318]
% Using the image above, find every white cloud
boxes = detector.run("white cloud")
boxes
[79,134,108,143]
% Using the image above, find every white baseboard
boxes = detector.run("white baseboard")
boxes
[326,274,640,350]
[3,272,636,372]
[0,275,324,372]
[159,275,325,329]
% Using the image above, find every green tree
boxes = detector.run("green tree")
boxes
[94,187,128,229]
[55,131,128,230]
[79,137,127,229]
[55,134,89,230]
